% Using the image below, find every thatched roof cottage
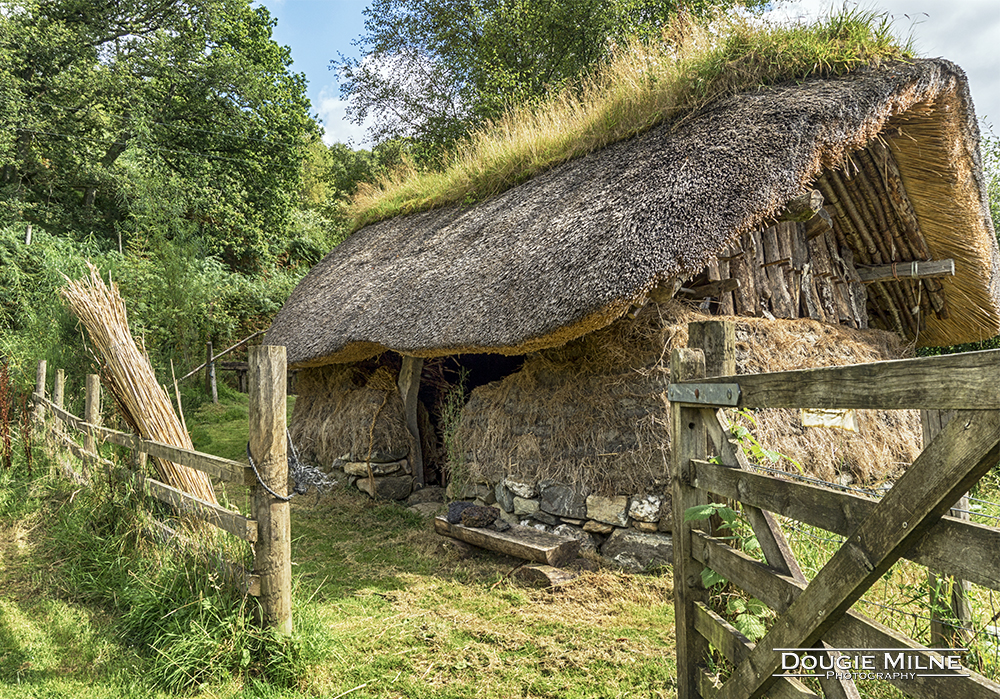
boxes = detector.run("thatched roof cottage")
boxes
[267,58,999,531]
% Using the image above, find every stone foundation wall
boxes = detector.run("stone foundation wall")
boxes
[447,476,674,572]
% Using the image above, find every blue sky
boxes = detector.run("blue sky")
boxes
[254,0,372,146]
[255,0,1000,148]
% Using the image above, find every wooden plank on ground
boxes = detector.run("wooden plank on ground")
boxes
[434,517,579,567]
[713,409,1000,699]
[513,564,578,587]
[675,349,1000,410]
[38,395,250,485]
[138,475,257,543]
[691,459,1000,591]
[692,533,1000,699]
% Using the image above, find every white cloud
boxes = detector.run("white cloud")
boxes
[764,1,1000,127]
[315,86,375,148]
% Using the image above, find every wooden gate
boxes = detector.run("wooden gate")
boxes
[669,331,1000,699]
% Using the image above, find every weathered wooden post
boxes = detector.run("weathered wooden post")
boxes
[398,356,424,487]
[53,369,65,415]
[687,320,734,539]
[923,409,973,646]
[687,320,736,377]
[84,374,101,455]
[205,341,218,404]
[249,345,292,634]
[48,367,65,473]
[33,360,47,425]
[670,347,708,699]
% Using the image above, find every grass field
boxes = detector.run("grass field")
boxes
[7,388,1000,698]
[0,392,678,699]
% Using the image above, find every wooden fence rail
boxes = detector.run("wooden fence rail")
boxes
[670,322,1000,699]
[32,346,292,634]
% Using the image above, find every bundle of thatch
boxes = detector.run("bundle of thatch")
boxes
[62,263,218,505]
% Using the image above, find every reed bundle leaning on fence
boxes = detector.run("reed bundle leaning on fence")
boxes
[61,263,219,505]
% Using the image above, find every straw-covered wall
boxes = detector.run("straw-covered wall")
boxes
[290,356,437,470]
[457,302,921,497]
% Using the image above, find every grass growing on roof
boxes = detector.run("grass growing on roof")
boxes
[347,7,913,230]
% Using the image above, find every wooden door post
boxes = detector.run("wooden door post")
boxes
[84,373,100,455]
[398,356,424,487]
[670,347,709,699]
[249,345,292,635]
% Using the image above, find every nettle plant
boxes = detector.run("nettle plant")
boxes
[684,501,772,641]
[682,410,799,642]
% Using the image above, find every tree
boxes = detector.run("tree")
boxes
[0,0,316,272]
[335,0,765,155]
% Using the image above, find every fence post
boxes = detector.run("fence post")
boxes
[206,341,218,405]
[670,347,708,699]
[53,369,65,414]
[249,345,292,635]
[687,320,736,377]
[923,409,973,646]
[688,320,734,538]
[84,374,101,455]
[33,360,47,425]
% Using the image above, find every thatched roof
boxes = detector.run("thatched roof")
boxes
[268,58,1000,367]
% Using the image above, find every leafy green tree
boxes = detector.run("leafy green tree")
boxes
[984,129,1000,234]
[0,0,316,272]
[335,0,765,155]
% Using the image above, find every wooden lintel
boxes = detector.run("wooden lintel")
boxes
[434,517,579,567]
[856,259,954,283]
[678,278,740,299]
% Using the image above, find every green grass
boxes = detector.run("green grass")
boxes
[0,394,678,698]
[346,7,913,230]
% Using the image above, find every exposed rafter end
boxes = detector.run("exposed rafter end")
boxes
[856,259,955,284]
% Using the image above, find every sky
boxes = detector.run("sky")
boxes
[254,0,1000,148]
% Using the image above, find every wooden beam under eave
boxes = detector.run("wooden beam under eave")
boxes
[398,356,425,486]
[856,259,954,284]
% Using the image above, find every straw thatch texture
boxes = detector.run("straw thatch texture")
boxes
[267,58,999,367]
[289,358,439,470]
[458,302,920,496]
[62,264,218,505]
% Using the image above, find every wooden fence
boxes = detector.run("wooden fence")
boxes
[670,320,1000,699]
[32,346,292,634]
